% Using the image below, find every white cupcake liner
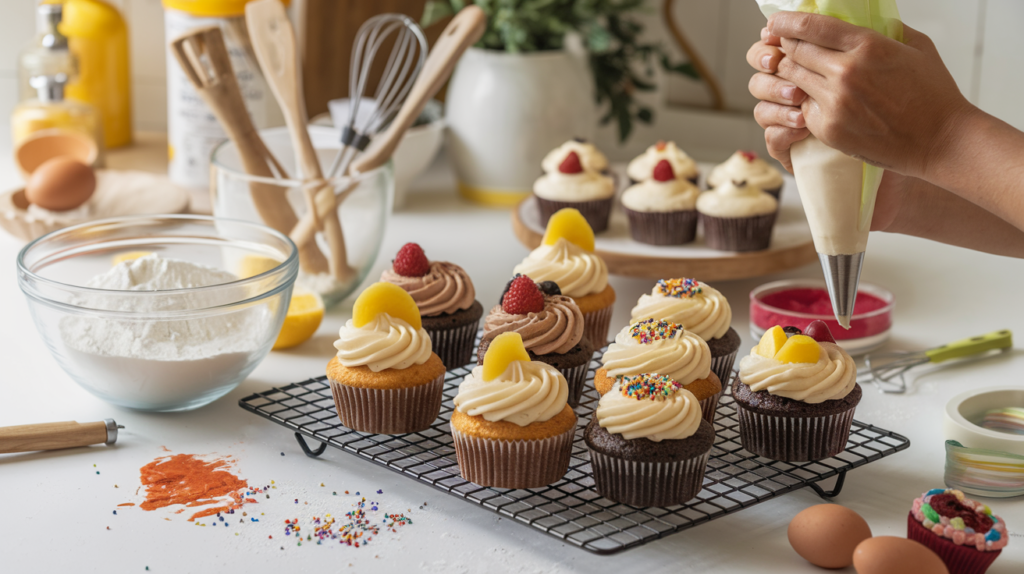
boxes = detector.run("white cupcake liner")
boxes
[709,350,739,387]
[451,425,575,489]
[736,405,856,461]
[589,449,710,507]
[425,321,478,370]
[582,305,613,350]
[330,373,445,434]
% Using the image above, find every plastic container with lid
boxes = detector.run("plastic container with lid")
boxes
[163,0,287,192]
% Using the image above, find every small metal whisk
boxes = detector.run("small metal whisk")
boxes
[862,330,1013,394]
[327,13,428,179]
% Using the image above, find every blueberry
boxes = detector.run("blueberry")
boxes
[782,326,802,337]
[537,281,561,296]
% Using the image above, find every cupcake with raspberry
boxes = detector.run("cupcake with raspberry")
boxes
[696,179,778,252]
[734,321,860,461]
[908,488,1008,574]
[328,282,446,434]
[533,146,615,233]
[707,150,784,199]
[626,140,699,185]
[541,139,609,174]
[594,319,722,424]
[381,242,483,369]
[477,274,592,407]
[453,332,577,488]
[620,159,701,245]
[514,208,616,347]
[584,374,714,506]
[631,278,741,385]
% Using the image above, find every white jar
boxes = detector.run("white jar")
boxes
[163,0,286,192]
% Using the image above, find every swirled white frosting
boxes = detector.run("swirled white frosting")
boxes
[513,238,608,298]
[541,140,609,174]
[534,171,615,202]
[696,180,777,218]
[738,342,857,403]
[626,141,699,182]
[630,281,731,341]
[453,360,568,426]
[601,323,711,385]
[620,178,699,212]
[596,383,702,441]
[707,151,784,191]
[334,313,433,372]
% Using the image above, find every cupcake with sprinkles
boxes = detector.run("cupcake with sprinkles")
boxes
[584,373,715,506]
[908,488,1008,574]
[594,318,721,424]
[631,278,741,385]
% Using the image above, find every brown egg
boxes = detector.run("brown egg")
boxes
[25,157,97,211]
[788,504,872,568]
[853,537,949,574]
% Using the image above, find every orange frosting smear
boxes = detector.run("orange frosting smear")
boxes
[139,453,257,522]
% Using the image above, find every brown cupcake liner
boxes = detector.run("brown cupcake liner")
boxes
[582,305,613,350]
[425,321,478,370]
[589,448,710,507]
[907,512,1000,574]
[535,195,613,234]
[562,360,590,409]
[451,425,575,489]
[699,212,777,252]
[709,350,739,387]
[330,373,445,434]
[736,402,856,461]
[622,207,698,245]
[698,391,720,426]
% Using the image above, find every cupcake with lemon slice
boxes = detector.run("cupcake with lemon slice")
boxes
[452,332,577,488]
[735,321,861,461]
[514,208,615,347]
[328,282,446,434]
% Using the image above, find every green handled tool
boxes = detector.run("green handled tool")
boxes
[864,330,1013,394]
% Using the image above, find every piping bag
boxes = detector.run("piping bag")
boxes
[755,0,903,329]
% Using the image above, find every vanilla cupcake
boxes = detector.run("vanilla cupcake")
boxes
[708,151,784,199]
[697,179,778,252]
[626,140,699,185]
[620,159,700,245]
[534,143,615,233]
[541,139,609,174]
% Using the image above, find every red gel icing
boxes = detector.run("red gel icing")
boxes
[751,287,890,340]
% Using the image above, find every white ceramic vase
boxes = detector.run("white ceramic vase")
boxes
[446,47,596,206]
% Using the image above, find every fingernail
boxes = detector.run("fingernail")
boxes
[781,86,796,101]
[761,55,772,70]
[788,110,803,125]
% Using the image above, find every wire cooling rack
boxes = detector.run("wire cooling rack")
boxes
[239,343,910,555]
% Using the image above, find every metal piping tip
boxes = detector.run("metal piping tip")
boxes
[818,252,865,329]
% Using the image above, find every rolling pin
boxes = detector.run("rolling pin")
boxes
[0,419,123,454]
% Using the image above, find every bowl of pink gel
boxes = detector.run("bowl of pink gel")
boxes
[750,279,894,355]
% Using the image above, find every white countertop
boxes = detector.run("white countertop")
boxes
[1,145,1023,573]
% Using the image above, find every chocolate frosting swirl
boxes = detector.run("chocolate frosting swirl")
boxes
[481,294,584,355]
[381,261,476,317]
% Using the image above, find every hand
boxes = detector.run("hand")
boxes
[746,27,808,172]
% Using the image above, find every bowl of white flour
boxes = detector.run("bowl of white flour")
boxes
[17,215,298,411]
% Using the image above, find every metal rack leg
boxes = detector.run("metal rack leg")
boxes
[806,471,846,499]
[295,433,327,458]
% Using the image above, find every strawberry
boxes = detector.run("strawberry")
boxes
[501,275,545,315]
[740,150,758,162]
[652,159,675,182]
[558,151,583,174]
[392,242,431,277]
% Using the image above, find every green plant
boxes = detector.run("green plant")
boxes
[422,0,700,141]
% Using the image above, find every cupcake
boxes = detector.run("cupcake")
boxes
[477,274,593,407]
[594,319,722,424]
[707,150,784,199]
[626,140,699,185]
[533,144,615,233]
[381,242,483,369]
[514,208,616,347]
[452,332,577,489]
[734,322,861,461]
[908,488,1008,574]
[541,139,609,174]
[584,374,715,506]
[697,179,778,252]
[620,160,700,245]
[328,282,446,434]
[630,278,741,385]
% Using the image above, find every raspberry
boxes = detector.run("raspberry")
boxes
[501,275,545,315]
[652,159,675,182]
[558,151,583,174]
[740,150,758,162]
[392,243,431,277]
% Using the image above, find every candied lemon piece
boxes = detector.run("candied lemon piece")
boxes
[112,251,152,266]
[273,291,324,350]
[482,332,531,381]
[774,335,821,364]
[756,325,788,358]
[352,282,422,330]
[542,208,595,252]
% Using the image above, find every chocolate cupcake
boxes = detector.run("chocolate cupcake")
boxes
[734,324,860,461]
[626,140,699,185]
[631,278,741,385]
[584,375,714,506]
[697,179,778,252]
[477,274,593,407]
[381,243,483,369]
[620,160,700,245]
[908,488,1008,574]
[594,319,722,424]
[534,144,615,233]
[707,150,784,199]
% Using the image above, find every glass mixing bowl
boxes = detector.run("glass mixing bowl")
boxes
[17,215,298,412]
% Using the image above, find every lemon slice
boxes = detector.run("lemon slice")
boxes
[273,291,325,350]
